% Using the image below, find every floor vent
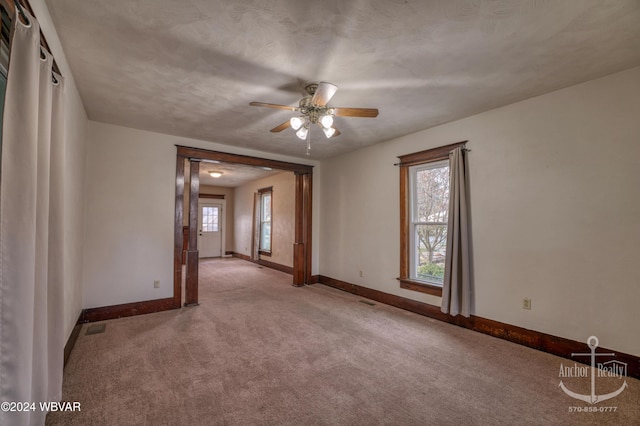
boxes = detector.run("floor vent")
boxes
[86,324,106,335]
[359,300,376,306]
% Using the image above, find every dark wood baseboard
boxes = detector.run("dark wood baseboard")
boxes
[256,258,294,275]
[309,275,320,284]
[317,275,640,380]
[231,252,294,275]
[63,311,84,367]
[81,297,178,323]
[225,250,234,256]
[232,252,251,261]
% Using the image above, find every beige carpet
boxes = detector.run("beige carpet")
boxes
[48,258,639,425]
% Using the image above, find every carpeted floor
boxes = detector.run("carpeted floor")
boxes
[47,258,639,425]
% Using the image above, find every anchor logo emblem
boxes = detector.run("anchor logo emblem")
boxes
[559,336,628,404]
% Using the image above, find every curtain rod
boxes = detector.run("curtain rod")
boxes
[7,0,61,75]
[393,143,470,166]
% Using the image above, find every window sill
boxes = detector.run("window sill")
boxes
[398,278,443,297]
[259,250,271,257]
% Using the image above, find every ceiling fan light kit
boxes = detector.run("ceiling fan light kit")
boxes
[320,114,333,129]
[322,127,336,138]
[250,82,379,155]
[295,126,309,140]
[290,116,304,130]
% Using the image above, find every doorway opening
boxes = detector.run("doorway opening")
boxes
[198,200,225,258]
[173,146,313,308]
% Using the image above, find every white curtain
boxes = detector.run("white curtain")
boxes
[441,147,471,317]
[0,8,66,426]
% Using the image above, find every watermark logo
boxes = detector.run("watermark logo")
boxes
[558,336,628,404]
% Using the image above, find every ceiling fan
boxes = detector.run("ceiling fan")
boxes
[250,82,379,154]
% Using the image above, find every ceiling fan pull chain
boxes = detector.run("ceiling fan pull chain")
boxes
[306,132,311,156]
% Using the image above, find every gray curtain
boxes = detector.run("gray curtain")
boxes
[441,147,471,317]
[0,8,65,426]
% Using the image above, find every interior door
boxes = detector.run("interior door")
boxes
[198,202,222,258]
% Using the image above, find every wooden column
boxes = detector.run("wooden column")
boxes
[302,172,312,285]
[185,159,200,306]
[293,171,312,286]
[182,226,189,265]
[173,156,185,308]
[293,172,305,286]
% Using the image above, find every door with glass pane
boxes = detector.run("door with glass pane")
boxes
[198,202,222,258]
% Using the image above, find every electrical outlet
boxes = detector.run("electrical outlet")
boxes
[154,280,160,288]
[359,270,364,278]
[523,297,531,310]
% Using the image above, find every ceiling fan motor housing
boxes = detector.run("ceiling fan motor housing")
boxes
[298,96,332,125]
[304,83,318,95]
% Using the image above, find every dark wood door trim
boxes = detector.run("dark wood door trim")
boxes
[198,194,225,199]
[174,146,314,303]
[176,145,313,174]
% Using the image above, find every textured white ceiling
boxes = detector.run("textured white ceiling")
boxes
[46,0,640,159]
[192,160,285,188]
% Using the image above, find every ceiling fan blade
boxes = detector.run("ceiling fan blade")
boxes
[249,101,298,111]
[333,107,379,118]
[270,121,291,132]
[311,82,338,106]
[331,128,341,138]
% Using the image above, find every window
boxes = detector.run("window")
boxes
[201,206,219,232]
[259,187,272,254]
[398,141,466,296]
[410,161,449,285]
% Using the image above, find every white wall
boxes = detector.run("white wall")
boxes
[32,0,88,341]
[234,172,296,267]
[319,67,640,357]
[83,122,319,308]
